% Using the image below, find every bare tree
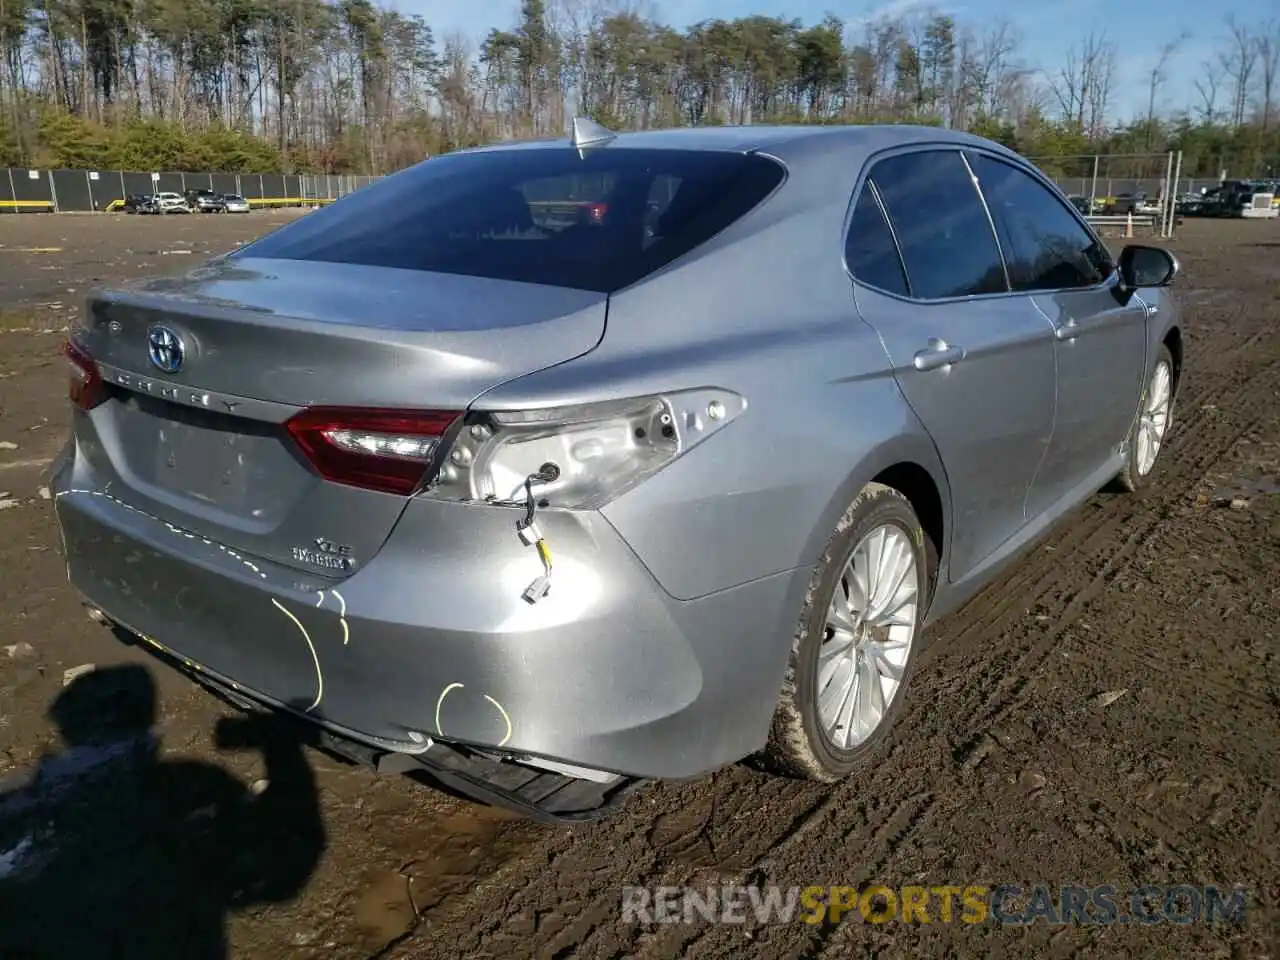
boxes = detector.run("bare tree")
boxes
[1085,38,1116,137]
[1144,33,1187,138]
[1257,20,1279,131]
[1219,14,1259,125]
[960,19,1018,119]
[1195,60,1223,122]
[1049,32,1113,131]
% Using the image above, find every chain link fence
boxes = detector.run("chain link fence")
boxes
[2,154,1250,217]
[0,168,382,213]
[1029,152,1228,204]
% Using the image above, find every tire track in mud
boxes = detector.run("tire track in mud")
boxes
[627,350,1279,960]
[780,352,1280,958]
[900,319,1273,736]
[703,335,1280,960]
[393,364,1276,960]
[390,257,1279,960]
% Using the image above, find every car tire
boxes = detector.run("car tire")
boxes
[762,482,935,782]
[1109,343,1176,493]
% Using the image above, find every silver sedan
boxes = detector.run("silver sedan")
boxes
[52,121,1182,821]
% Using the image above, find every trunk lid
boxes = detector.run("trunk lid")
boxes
[74,256,606,577]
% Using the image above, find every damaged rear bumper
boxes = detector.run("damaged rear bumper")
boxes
[51,443,806,806]
[128,637,642,822]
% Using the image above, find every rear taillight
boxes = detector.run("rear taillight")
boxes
[285,407,461,495]
[423,390,747,510]
[64,339,104,410]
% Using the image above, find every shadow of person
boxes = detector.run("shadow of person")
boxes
[0,664,326,959]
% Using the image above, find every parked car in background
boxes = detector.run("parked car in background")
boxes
[221,194,251,213]
[1184,180,1278,218]
[54,121,1184,822]
[140,192,191,214]
[1106,191,1148,215]
[185,189,227,213]
[1176,191,1208,216]
[1066,194,1100,215]
[120,194,151,214]
[1215,180,1278,218]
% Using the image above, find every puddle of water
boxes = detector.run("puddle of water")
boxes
[0,834,34,879]
[354,869,416,948]
[1211,474,1280,501]
[349,804,533,948]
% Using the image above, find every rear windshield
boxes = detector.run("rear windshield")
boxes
[237,147,786,293]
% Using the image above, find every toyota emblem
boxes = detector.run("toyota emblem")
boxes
[147,325,185,374]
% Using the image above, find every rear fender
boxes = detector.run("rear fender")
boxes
[796,430,952,597]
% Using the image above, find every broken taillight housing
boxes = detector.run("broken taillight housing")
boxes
[64,339,105,410]
[285,407,461,495]
[423,390,747,510]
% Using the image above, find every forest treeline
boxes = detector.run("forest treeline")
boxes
[0,0,1276,178]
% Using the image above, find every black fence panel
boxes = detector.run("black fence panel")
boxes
[51,169,92,211]
[1,168,16,213]
[121,171,154,200]
[184,172,215,192]
[156,172,184,194]
[8,168,54,212]
[88,171,126,210]
[2,166,382,212]
[260,173,286,199]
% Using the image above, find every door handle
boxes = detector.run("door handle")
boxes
[1054,318,1081,341]
[1055,314,1116,341]
[913,338,966,371]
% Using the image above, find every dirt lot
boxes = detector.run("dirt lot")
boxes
[0,212,1277,958]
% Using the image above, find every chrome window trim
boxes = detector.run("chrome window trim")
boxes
[843,140,1124,306]
[963,147,1119,296]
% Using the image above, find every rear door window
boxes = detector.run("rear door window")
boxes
[239,148,785,293]
[845,186,909,296]
[868,150,1008,300]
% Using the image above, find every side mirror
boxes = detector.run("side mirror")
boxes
[1118,244,1179,289]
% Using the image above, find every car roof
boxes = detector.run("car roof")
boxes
[454,123,1021,164]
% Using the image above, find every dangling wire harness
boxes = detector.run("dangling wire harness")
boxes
[515,463,560,604]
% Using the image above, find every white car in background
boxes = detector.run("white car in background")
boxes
[149,192,191,214]
[221,194,251,213]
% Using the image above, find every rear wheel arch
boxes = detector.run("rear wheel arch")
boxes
[799,439,951,592]
[872,462,944,566]
[871,461,945,610]
[1162,325,1183,395]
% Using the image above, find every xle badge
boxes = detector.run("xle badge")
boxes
[291,537,356,572]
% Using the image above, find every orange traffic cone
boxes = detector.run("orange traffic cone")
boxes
[1125,212,1134,237]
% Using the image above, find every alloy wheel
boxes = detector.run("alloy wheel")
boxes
[1136,360,1173,477]
[817,524,919,750]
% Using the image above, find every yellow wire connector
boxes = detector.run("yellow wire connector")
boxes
[516,464,559,604]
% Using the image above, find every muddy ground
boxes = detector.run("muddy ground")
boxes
[0,212,1277,958]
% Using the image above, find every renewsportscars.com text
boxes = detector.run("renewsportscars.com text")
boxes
[621,883,1248,927]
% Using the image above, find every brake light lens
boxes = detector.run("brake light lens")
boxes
[64,339,104,410]
[285,407,461,495]
[423,390,746,510]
